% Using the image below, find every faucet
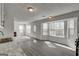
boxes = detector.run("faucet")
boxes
[0,31,4,36]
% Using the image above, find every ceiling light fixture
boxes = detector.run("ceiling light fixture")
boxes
[48,16,53,19]
[27,7,34,12]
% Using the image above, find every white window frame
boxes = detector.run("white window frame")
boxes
[67,17,77,38]
[26,25,31,34]
[41,22,48,35]
[19,24,25,36]
[34,25,36,32]
[49,21,64,37]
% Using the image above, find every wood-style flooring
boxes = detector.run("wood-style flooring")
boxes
[20,38,76,56]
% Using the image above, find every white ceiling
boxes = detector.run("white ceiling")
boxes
[5,3,79,22]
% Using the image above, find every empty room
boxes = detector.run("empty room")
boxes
[0,3,79,56]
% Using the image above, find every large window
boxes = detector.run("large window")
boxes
[49,21,64,37]
[18,24,31,36]
[34,25,36,32]
[42,23,48,35]
[26,25,31,34]
[19,24,25,35]
[67,19,75,38]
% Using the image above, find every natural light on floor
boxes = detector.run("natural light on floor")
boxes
[54,43,76,51]
[44,41,56,48]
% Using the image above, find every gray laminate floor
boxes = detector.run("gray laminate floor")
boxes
[20,38,76,56]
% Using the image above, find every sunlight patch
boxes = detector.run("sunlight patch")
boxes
[25,36,30,39]
[54,43,75,51]
[33,40,37,43]
[44,41,56,48]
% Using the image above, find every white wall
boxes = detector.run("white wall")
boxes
[0,4,14,37]
[0,4,2,26]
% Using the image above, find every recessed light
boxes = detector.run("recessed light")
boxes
[48,16,53,19]
[27,7,34,12]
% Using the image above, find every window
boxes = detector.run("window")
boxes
[49,21,64,37]
[18,24,31,36]
[42,23,48,35]
[34,25,36,32]
[67,19,75,38]
[26,25,31,33]
[19,24,25,35]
